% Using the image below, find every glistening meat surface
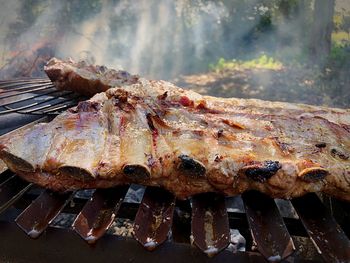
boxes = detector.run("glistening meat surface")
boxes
[0,58,349,201]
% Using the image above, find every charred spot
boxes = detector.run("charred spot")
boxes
[123,165,150,181]
[217,129,224,138]
[97,65,108,74]
[315,142,327,148]
[243,160,282,183]
[299,168,329,182]
[146,113,157,132]
[113,96,128,106]
[172,130,181,136]
[68,108,78,113]
[342,124,350,133]
[214,154,223,162]
[157,91,168,100]
[330,148,349,160]
[98,161,107,168]
[178,154,206,178]
[111,90,129,104]
[77,101,101,112]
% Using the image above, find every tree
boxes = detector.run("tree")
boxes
[309,0,335,63]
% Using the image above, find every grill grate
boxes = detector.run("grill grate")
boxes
[0,78,350,262]
[0,78,84,116]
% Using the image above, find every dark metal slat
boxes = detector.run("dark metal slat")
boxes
[0,89,72,107]
[191,193,230,257]
[14,96,79,114]
[133,187,176,251]
[0,81,51,92]
[242,191,295,261]
[292,194,350,263]
[15,190,74,238]
[0,84,54,99]
[0,175,33,214]
[36,99,82,115]
[0,78,50,86]
[0,91,72,115]
[72,186,128,244]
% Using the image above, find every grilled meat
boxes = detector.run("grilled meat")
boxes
[44,57,140,96]
[0,58,349,201]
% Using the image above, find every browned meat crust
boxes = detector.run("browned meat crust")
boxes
[0,58,349,201]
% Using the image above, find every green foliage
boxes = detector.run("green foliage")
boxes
[330,43,350,63]
[209,55,283,72]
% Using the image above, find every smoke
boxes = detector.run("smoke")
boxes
[0,0,348,82]
[57,0,231,78]
[0,0,20,64]
[0,0,260,79]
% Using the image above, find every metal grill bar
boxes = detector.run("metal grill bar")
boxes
[292,194,350,262]
[0,84,54,98]
[191,193,230,256]
[242,191,295,261]
[0,78,51,85]
[0,80,52,91]
[73,187,128,243]
[15,190,74,238]
[0,78,82,116]
[40,101,79,114]
[133,187,176,250]
[12,95,81,115]
[0,89,68,106]
[1,91,74,115]
[0,175,33,214]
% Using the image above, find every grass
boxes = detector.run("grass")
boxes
[209,55,284,72]
[332,31,350,45]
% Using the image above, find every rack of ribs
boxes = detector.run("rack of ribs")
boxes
[0,58,349,201]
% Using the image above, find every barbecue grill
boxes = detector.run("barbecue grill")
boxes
[0,79,349,263]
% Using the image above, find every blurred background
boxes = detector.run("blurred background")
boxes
[0,0,349,108]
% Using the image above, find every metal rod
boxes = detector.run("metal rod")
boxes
[242,191,295,261]
[0,84,55,99]
[11,96,80,114]
[72,186,128,244]
[0,175,33,214]
[39,99,82,114]
[0,78,50,85]
[191,193,230,257]
[133,187,176,251]
[15,190,74,238]
[292,193,350,263]
[0,91,75,115]
[0,81,52,93]
[0,90,73,107]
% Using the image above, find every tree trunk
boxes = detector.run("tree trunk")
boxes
[309,0,335,64]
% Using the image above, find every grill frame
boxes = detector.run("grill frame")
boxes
[0,78,349,262]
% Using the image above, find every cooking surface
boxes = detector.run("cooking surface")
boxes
[0,79,349,262]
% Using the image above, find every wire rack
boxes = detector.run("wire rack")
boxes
[0,78,84,115]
